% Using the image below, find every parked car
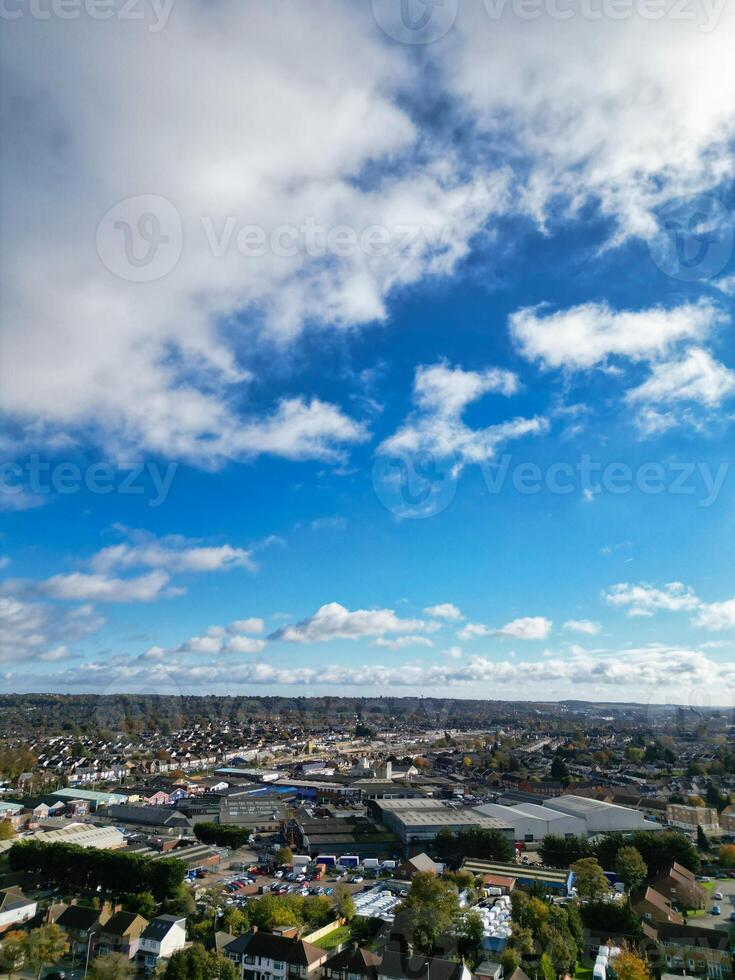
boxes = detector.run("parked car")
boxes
[710,906,721,916]
[713,891,723,899]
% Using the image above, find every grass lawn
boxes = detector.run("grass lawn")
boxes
[313,925,352,950]
[574,964,594,980]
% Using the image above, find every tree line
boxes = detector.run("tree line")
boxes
[8,839,186,901]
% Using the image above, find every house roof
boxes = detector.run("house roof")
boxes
[141,915,185,941]
[378,947,466,980]
[327,945,381,975]
[56,905,102,931]
[634,887,685,924]
[405,853,438,872]
[100,911,148,937]
[225,929,325,966]
[0,888,34,913]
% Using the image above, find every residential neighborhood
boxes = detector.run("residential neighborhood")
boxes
[0,696,733,980]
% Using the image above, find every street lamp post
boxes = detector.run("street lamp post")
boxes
[83,930,98,979]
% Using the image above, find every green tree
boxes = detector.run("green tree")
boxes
[402,871,461,953]
[334,884,356,921]
[697,825,710,852]
[0,818,16,840]
[614,947,652,980]
[571,858,609,901]
[164,945,238,980]
[457,910,485,953]
[0,930,27,977]
[550,756,569,781]
[87,952,136,980]
[539,951,556,980]
[274,846,293,865]
[540,834,593,868]
[501,948,522,975]
[125,890,156,917]
[432,827,513,868]
[615,846,647,893]
[24,924,70,980]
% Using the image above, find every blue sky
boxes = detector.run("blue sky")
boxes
[1,0,734,704]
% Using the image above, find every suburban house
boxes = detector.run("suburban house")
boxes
[633,887,685,926]
[95,910,149,959]
[651,863,707,910]
[377,945,473,980]
[224,926,328,980]
[655,921,733,978]
[55,905,111,957]
[0,888,38,933]
[136,914,187,972]
[322,945,381,980]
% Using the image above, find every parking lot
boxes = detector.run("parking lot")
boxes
[194,860,372,910]
[693,877,735,931]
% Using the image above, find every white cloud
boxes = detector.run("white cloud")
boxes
[145,627,267,659]
[456,622,493,641]
[713,274,735,296]
[564,619,602,635]
[372,635,434,650]
[0,594,104,664]
[36,570,175,603]
[694,598,735,632]
[379,362,547,468]
[224,635,268,655]
[510,300,722,371]
[626,347,735,408]
[605,581,701,616]
[271,601,427,643]
[229,618,265,635]
[493,616,553,640]
[16,643,735,702]
[443,646,463,660]
[424,602,463,620]
[444,3,735,240]
[0,3,509,466]
[91,530,258,575]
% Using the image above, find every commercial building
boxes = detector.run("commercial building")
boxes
[543,795,660,834]
[473,801,586,842]
[51,787,127,810]
[461,859,571,893]
[369,799,513,854]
